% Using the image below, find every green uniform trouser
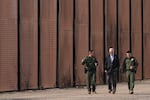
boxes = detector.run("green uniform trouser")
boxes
[126,71,135,91]
[86,71,96,92]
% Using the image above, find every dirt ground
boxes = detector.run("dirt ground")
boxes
[0,80,150,100]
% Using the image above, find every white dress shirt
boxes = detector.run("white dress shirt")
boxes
[110,55,114,63]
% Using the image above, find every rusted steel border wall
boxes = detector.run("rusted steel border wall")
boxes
[0,0,150,92]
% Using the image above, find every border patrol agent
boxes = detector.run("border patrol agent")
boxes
[82,50,98,94]
[122,51,138,94]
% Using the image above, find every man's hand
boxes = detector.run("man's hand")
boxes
[81,59,84,63]
[81,57,86,65]
[105,70,107,73]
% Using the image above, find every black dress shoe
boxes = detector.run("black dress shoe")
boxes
[108,90,112,93]
[88,91,91,94]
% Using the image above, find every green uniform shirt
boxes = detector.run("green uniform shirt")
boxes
[82,56,98,72]
[123,57,138,72]
[125,58,131,70]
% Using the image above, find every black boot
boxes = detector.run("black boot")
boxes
[88,88,91,94]
[92,85,96,94]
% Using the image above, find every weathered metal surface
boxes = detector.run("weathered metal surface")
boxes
[143,0,150,79]
[91,0,104,84]
[0,0,150,92]
[20,0,38,90]
[118,0,130,81]
[58,0,74,87]
[131,0,142,80]
[106,0,118,53]
[0,0,18,91]
[75,0,89,85]
[40,0,57,88]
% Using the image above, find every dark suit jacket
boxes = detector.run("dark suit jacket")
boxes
[105,55,120,74]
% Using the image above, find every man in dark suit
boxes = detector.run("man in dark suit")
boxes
[105,47,120,94]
